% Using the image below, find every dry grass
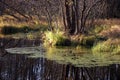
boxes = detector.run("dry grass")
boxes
[92,39,120,54]
[0,15,48,28]
[93,19,120,26]
[99,25,120,38]
[104,39,120,45]
[0,15,28,27]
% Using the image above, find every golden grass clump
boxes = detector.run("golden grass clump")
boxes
[92,39,120,54]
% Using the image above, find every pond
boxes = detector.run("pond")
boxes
[0,38,120,80]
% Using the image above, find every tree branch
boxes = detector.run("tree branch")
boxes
[85,0,103,19]
[0,1,29,19]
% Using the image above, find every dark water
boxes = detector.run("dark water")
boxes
[0,38,120,80]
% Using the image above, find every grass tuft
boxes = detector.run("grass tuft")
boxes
[43,30,70,46]
[92,39,120,54]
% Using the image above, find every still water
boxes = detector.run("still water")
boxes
[0,38,120,80]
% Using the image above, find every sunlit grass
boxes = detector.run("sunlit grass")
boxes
[92,39,120,54]
[43,30,70,46]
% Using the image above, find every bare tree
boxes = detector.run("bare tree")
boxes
[60,0,104,35]
[0,0,119,34]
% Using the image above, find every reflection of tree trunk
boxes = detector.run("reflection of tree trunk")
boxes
[59,0,67,31]
[45,7,53,31]
[74,67,79,80]
[65,65,70,79]
[117,65,120,80]
[110,65,116,80]
[1,42,120,80]
[0,60,3,80]
[62,65,67,80]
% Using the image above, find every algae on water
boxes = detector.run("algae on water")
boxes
[6,46,120,67]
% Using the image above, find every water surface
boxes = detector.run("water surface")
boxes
[1,38,120,80]
[6,46,120,67]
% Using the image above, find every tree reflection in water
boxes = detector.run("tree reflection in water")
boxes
[0,38,120,80]
[0,54,120,80]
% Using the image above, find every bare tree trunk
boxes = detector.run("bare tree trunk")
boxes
[64,0,79,35]
[59,0,67,31]
[74,0,79,34]
[45,7,53,31]
[65,0,72,33]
